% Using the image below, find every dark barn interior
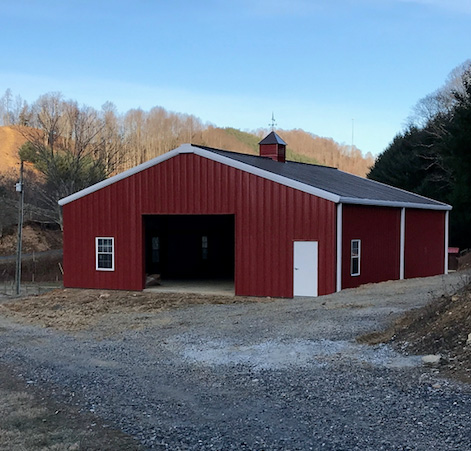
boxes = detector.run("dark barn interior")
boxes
[144,214,235,280]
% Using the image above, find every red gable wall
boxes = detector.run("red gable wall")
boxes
[62,153,337,297]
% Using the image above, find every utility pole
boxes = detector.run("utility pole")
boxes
[15,160,24,295]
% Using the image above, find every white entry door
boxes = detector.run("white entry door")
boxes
[293,241,318,297]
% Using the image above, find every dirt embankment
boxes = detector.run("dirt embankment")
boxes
[360,280,471,384]
[0,223,62,255]
[0,224,63,283]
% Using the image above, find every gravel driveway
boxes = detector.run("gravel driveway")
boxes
[1,272,471,450]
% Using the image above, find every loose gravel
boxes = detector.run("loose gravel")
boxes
[1,272,471,450]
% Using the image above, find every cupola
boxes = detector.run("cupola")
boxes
[258,131,287,163]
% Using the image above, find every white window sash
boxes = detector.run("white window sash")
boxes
[96,237,115,271]
[351,239,361,276]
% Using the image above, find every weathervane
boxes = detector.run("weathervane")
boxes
[269,112,277,131]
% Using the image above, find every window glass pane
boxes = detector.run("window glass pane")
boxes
[351,241,359,256]
[351,257,359,275]
[98,253,112,269]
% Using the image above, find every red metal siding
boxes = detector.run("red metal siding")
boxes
[62,153,337,297]
[405,209,445,278]
[341,205,401,289]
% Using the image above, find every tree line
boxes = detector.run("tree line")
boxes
[0,90,374,229]
[368,60,471,248]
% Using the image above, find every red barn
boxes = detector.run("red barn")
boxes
[59,132,451,297]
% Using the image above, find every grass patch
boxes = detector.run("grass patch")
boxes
[0,364,142,450]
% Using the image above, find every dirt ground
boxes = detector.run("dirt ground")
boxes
[458,251,471,270]
[1,273,471,449]
[0,288,270,332]
[1,279,470,385]
[359,280,471,384]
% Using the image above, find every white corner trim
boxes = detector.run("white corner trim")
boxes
[400,208,405,280]
[445,211,449,275]
[336,203,342,292]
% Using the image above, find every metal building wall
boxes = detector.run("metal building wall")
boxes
[341,205,401,289]
[404,209,445,278]
[62,153,337,297]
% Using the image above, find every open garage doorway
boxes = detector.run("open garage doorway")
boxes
[143,215,235,292]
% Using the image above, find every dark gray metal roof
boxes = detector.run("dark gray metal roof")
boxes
[59,143,451,210]
[258,131,287,146]
[193,144,451,210]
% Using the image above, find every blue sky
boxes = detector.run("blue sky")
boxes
[1,0,470,156]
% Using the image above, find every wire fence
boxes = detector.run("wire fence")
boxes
[0,281,62,297]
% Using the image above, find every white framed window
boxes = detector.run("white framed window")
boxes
[96,237,115,271]
[351,239,361,276]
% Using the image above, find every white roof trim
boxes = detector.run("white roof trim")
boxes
[339,196,452,211]
[191,148,340,202]
[59,144,340,206]
[58,145,190,205]
[58,144,452,211]
[335,167,452,210]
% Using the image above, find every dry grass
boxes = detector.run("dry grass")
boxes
[0,288,270,332]
[0,365,142,450]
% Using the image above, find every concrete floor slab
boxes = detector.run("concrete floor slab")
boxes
[144,279,235,296]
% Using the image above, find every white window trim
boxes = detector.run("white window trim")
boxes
[96,237,115,271]
[351,239,361,276]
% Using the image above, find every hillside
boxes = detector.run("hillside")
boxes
[0,119,374,234]
[193,127,374,176]
[0,116,374,177]
[0,126,27,174]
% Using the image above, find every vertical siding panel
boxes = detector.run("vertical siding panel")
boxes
[405,210,445,278]
[64,152,338,296]
[159,165,166,212]
[214,162,221,212]
[243,171,253,295]
[234,169,242,294]
[193,156,201,213]
[342,205,400,289]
